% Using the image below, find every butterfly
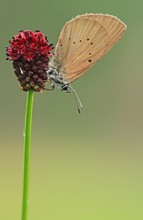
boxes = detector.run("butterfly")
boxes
[47,13,126,112]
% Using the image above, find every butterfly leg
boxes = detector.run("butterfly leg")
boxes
[44,83,55,91]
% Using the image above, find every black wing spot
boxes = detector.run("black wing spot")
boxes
[91,42,93,45]
[89,53,92,55]
[87,38,90,41]
[79,40,82,42]
[88,59,92,62]
[73,41,75,44]
[60,44,63,46]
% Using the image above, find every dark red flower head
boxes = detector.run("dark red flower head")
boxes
[6,30,53,92]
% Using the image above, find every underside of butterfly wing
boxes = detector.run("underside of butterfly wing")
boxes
[49,14,126,83]
[79,14,126,53]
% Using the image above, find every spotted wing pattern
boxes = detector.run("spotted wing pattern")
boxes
[49,14,126,83]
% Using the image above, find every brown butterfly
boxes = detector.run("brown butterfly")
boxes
[47,13,126,112]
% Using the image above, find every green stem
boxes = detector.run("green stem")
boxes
[21,90,34,220]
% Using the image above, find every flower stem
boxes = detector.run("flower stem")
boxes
[21,90,34,220]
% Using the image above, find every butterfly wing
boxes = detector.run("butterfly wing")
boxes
[49,14,126,83]
[79,14,127,53]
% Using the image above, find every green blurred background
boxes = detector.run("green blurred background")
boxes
[1,0,143,219]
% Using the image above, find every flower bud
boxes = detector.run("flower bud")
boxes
[6,30,53,92]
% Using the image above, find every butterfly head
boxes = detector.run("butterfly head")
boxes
[46,68,83,113]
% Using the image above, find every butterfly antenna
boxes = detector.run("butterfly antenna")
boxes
[70,86,83,113]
